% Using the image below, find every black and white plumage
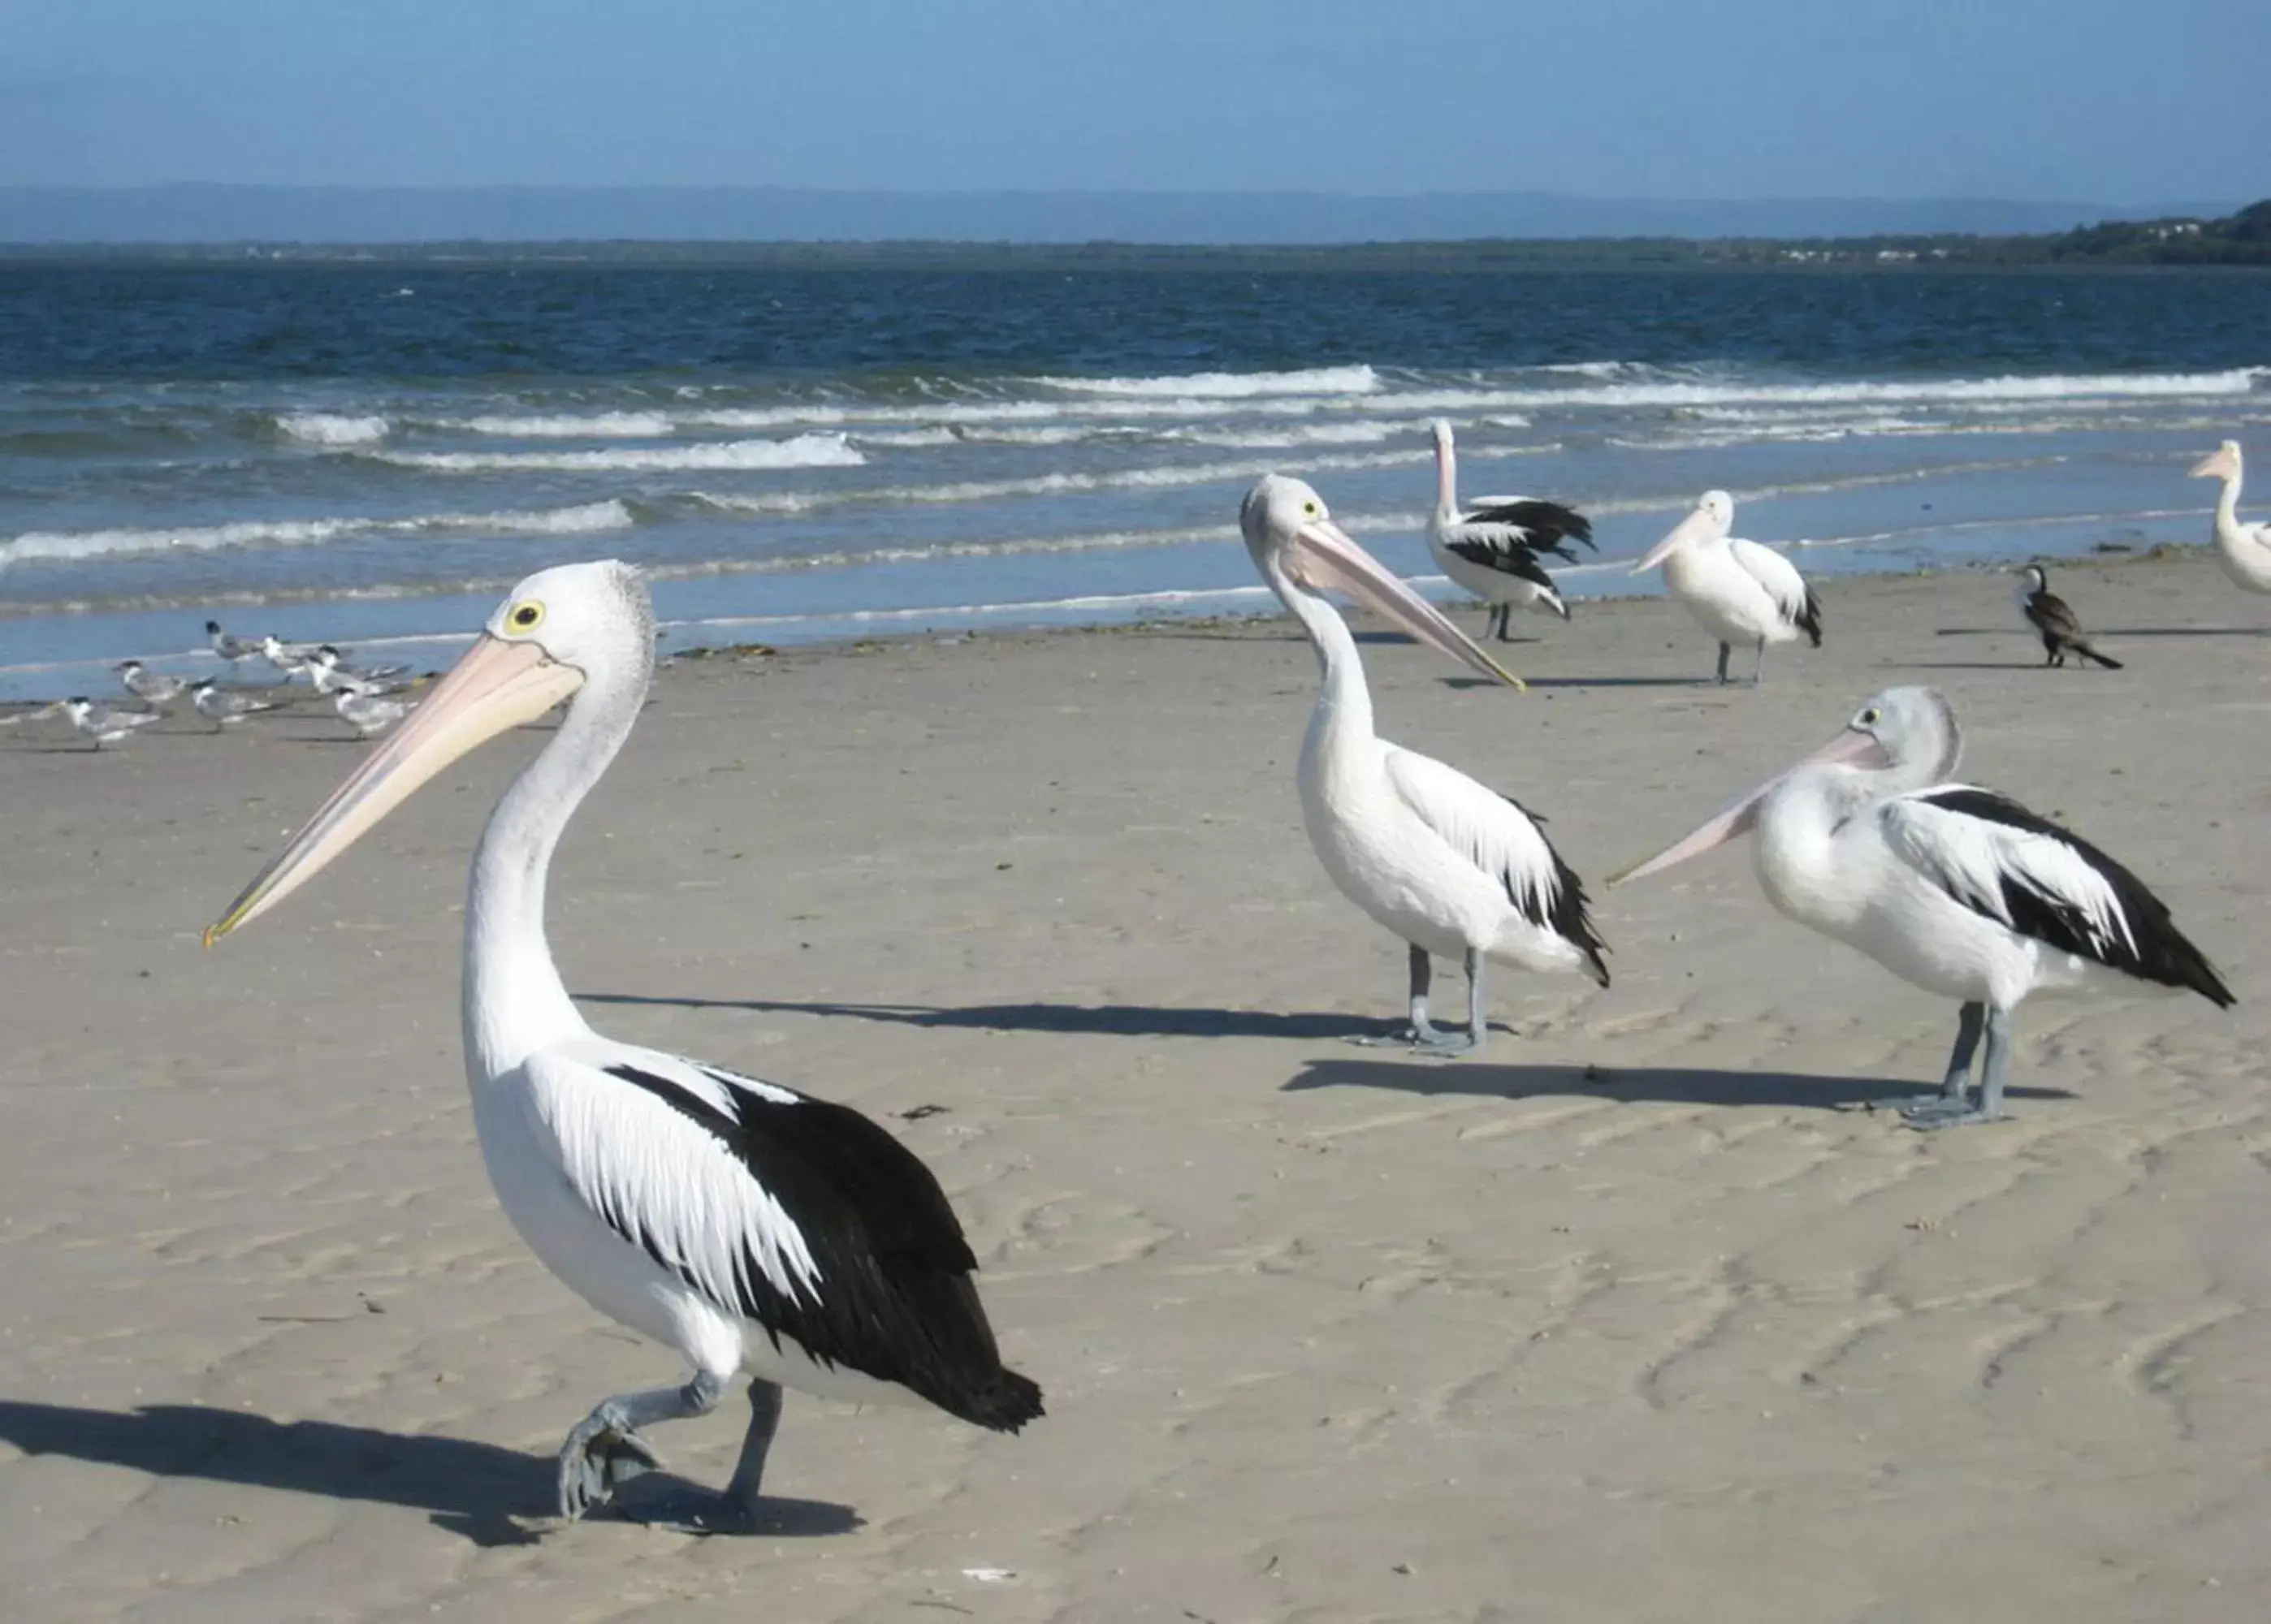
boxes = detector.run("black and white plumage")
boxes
[188,679,279,728]
[2014,565,2121,669]
[1425,419,1594,641]
[117,660,187,707]
[1612,685,2230,1127]
[208,560,1040,1534]
[1242,475,1609,1060]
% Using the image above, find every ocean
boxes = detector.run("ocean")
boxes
[2,259,2266,699]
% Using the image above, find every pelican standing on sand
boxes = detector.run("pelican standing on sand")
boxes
[206,561,1042,1533]
[1424,419,1595,641]
[1610,687,2231,1127]
[2014,565,2121,668]
[1634,490,1822,683]
[1242,475,1609,1056]
[2191,441,2271,593]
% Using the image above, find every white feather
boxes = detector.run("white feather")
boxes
[1383,748,1568,934]
[1728,538,1813,631]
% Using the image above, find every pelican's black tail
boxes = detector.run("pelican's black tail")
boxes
[1796,585,1824,648]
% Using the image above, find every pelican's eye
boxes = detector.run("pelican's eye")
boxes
[506,600,545,634]
[1302,499,1320,517]
[1859,706,1883,727]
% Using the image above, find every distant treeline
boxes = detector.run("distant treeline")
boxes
[2,201,2265,270]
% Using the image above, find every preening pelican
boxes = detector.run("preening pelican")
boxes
[1242,475,1609,1056]
[2014,565,2120,669]
[1634,490,1822,684]
[1425,419,1595,641]
[1611,687,2231,1127]
[2190,440,2271,594]
[207,561,1041,1532]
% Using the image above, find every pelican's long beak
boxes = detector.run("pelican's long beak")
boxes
[2189,446,2238,480]
[1288,517,1523,689]
[1633,507,1714,575]
[205,635,583,943]
[1606,726,1889,888]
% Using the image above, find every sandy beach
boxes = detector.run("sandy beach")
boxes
[3,552,2269,1623]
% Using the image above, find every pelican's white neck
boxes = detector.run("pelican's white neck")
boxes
[463,650,650,1078]
[1753,764,1880,931]
[1265,555,1375,751]
[1433,431,1459,521]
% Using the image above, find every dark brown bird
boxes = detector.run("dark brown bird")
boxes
[2014,564,2121,669]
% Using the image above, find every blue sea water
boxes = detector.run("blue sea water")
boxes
[1,260,2266,699]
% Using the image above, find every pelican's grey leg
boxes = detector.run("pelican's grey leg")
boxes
[1753,638,1768,685]
[1351,943,1449,1047]
[1409,947,1486,1058]
[1715,642,1732,684]
[620,1379,785,1536]
[1905,1006,2012,1129]
[1869,1001,1982,1116]
[557,1369,724,1522]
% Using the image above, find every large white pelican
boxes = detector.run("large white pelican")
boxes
[1634,490,1822,683]
[1242,475,1609,1056]
[2190,440,2271,593]
[1610,686,2232,1127]
[1425,419,1595,641]
[206,561,1041,1532]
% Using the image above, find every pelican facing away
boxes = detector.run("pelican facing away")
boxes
[2191,440,2271,593]
[1242,475,1609,1056]
[207,561,1041,1532]
[1610,687,2231,1127]
[1425,419,1595,641]
[1635,490,1822,683]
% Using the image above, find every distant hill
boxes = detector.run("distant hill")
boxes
[0,184,2245,246]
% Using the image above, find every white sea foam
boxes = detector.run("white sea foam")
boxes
[1036,364,1381,399]
[371,432,863,473]
[0,499,634,566]
[453,412,677,438]
[277,412,391,447]
[1174,421,1403,449]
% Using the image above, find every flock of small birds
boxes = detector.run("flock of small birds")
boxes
[17,620,419,750]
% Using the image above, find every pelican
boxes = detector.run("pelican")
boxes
[2014,565,2120,669]
[1241,475,1609,1056]
[189,679,279,728]
[1425,419,1594,641]
[61,698,160,749]
[205,561,1042,1532]
[1634,490,1822,683]
[117,659,188,707]
[2190,440,2271,594]
[1609,686,2231,1127]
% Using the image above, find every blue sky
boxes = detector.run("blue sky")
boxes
[3,0,2263,201]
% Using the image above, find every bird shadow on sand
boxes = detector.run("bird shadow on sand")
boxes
[0,1402,858,1548]
[1936,624,2271,641]
[1283,1056,2076,1113]
[577,992,1378,1042]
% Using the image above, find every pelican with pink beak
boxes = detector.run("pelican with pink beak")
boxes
[1608,686,2231,1126]
[205,560,1040,1533]
[1633,490,1822,685]
[2189,440,2271,594]
[1241,474,1609,1057]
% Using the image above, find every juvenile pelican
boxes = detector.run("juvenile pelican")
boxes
[2014,565,2121,668]
[1611,687,2231,1127]
[207,561,1041,1532]
[189,679,279,728]
[1425,419,1594,641]
[2190,440,2271,594]
[61,698,160,749]
[1242,475,1609,1056]
[117,660,188,707]
[1634,490,1822,683]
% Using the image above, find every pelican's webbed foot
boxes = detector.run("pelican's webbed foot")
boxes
[556,1371,724,1522]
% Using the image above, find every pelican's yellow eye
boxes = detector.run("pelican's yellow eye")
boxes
[1860,706,1882,726]
[1303,500,1320,517]
[508,600,545,633]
